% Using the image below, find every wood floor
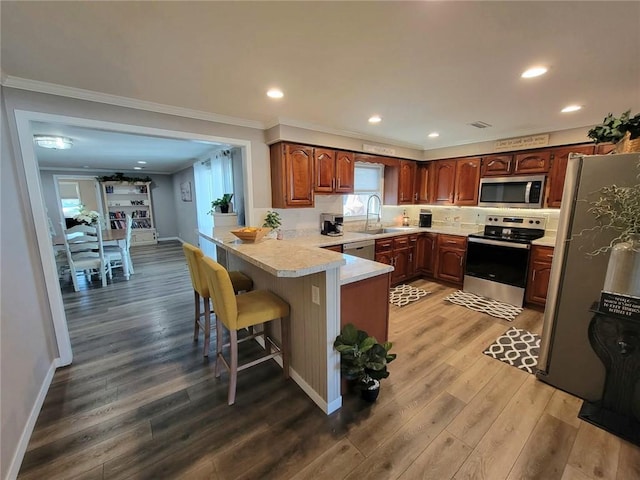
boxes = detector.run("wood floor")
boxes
[20,241,640,479]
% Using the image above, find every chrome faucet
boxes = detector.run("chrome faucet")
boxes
[364,194,382,232]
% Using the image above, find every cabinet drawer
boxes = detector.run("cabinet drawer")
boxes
[531,245,554,263]
[375,238,393,253]
[438,234,466,249]
[393,235,409,249]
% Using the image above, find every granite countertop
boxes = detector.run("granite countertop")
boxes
[532,235,557,247]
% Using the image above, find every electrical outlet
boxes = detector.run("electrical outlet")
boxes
[312,285,320,305]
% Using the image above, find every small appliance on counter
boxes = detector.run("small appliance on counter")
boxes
[402,209,410,227]
[419,209,432,228]
[320,213,344,236]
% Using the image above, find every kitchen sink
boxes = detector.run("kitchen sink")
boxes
[355,227,416,235]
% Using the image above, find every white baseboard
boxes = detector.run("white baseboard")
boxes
[6,359,58,480]
[158,236,181,242]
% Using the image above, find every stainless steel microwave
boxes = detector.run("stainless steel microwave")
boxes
[478,174,546,208]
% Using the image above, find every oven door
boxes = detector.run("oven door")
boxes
[465,237,531,288]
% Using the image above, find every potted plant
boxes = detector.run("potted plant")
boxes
[208,193,234,214]
[333,323,396,402]
[263,210,282,239]
[588,110,640,152]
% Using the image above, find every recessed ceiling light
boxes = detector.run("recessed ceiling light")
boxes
[368,115,382,124]
[267,88,284,99]
[137,161,147,164]
[561,105,582,113]
[33,135,73,149]
[134,167,142,170]
[521,66,548,78]
[428,132,440,138]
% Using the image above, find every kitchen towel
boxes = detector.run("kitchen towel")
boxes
[444,290,523,321]
[483,327,541,374]
[389,284,430,307]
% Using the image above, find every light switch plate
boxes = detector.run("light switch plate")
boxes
[312,285,320,305]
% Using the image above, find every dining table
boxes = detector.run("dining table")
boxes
[53,229,131,280]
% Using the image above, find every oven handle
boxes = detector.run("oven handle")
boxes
[468,237,531,250]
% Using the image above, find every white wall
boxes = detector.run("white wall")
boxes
[171,165,198,245]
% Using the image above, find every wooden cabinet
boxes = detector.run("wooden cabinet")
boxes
[481,154,514,177]
[270,143,314,208]
[454,157,481,205]
[547,144,594,208]
[322,244,343,253]
[341,273,391,343]
[526,245,555,307]
[314,149,354,194]
[436,235,466,284]
[399,160,417,204]
[416,233,437,277]
[433,158,480,206]
[433,160,457,204]
[101,181,156,246]
[384,159,416,205]
[596,143,616,155]
[375,235,417,285]
[416,162,434,204]
[513,151,551,174]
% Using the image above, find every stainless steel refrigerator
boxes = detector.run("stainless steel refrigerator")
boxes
[536,152,640,400]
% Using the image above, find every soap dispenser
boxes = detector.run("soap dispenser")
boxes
[402,209,410,227]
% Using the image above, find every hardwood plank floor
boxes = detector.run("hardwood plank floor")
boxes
[19,241,640,479]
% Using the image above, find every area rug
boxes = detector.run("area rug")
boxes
[389,284,430,307]
[483,327,541,374]
[444,290,523,321]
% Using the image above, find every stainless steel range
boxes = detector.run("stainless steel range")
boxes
[464,215,546,307]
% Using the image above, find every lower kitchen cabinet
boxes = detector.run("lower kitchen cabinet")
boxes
[322,244,343,253]
[341,272,390,343]
[375,235,417,285]
[526,245,554,307]
[416,233,437,277]
[436,234,467,285]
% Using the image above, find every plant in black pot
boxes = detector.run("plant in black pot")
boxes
[334,323,396,402]
[208,193,234,214]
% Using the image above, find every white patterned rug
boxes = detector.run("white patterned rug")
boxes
[444,290,523,321]
[483,327,541,374]
[389,284,430,307]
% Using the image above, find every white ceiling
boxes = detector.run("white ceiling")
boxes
[2,1,640,163]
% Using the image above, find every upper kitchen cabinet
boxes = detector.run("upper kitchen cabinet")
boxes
[416,162,434,204]
[513,151,551,174]
[546,144,594,208]
[383,159,416,205]
[433,157,480,206]
[595,143,616,155]
[481,154,514,177]
[314,149,354,194]
[270,142,314,208]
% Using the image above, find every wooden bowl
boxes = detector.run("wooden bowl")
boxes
[229,227,271,243]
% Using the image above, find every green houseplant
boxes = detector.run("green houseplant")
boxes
[333,323,396,402]
[208,193,234,214]
[587,110,640,145]
[262,210,282,230]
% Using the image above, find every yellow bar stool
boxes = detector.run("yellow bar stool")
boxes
[182,243,253,357]
[201,256,290,405]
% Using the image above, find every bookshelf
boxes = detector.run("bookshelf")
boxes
[101,181,157,245]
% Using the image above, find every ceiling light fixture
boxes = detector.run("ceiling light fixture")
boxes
[521,66,548,78]
[137,161,147,164]
[134,167,142,170]
[561,105,582,113]
[428,132,440,138]
[33,135,73,150]
[368,115,382,124]
[267,88,284,99]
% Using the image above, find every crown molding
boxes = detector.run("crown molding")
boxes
[1,76,265,130]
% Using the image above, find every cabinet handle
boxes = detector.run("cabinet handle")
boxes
[488,160,495,167]
[507,159,512,171]
[459,256,463,266]
[547,254,554,258]
[532,270,537,282]
[409,253,413,263]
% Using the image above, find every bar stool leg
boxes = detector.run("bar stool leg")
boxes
[215,320,223,378]
[203,297,211,357]
[228,330,239,405]
[281,316,290,380]
[193,291,201,342]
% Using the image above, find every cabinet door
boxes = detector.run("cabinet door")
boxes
[436,247,465,284]
[416,233,437,277]
[454,157,481,205]
[285,144,314,207]
[393,247,410,284]
[314,148,335,193]
[481,155,513,177]
[513,151,551,174]
[433,160,457,204]
[399,160,417,204]
[416,162,434,204]
[334,151,355,193]
[547,145,594,208]
[375,251,393,266]
[596,143,616,155]
[525,260,552,306]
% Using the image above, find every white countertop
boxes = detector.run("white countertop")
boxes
[532,235,557,247]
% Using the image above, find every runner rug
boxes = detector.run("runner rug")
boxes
[483,327,541,374]
[444,290,523,321]
[389,284,430,307]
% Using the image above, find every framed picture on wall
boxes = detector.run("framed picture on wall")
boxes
[180,181,192,202]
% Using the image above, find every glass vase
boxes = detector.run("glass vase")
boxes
[603,234,640,298]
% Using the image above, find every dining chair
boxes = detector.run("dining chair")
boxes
[182,243,253,357]
[63,224,111,292]
[200,256,290,405]
[104,214,134,276]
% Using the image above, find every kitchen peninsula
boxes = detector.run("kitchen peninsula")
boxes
[200,229,394,414]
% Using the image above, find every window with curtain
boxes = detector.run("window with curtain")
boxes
[194,150,234,234]
[343,163,384,217]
